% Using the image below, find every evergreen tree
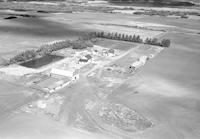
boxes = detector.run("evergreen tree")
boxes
[97,32,101,37]
[145,38,149,44]
[128,35,132,41]
[107,32,111,39]
[136,35,140,42]
[148,38,152,44]
[125,35,129,41]
[121,34,125,40]
[118,34,122,40]
[132,35,136,42]
[111,33,114,39]
[114,32,118,39]
[100,31,104,37]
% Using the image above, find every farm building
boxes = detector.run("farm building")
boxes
[108,49,115,54]
[102,49,109,56]
[50,68,79,80]
[78,54,92,64]
[85,54,92,60]
[108,49,115,57]
[78,58,89,63]
[101,49,115,57]
[129,56,148,70]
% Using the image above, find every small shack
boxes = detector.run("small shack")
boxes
[78,54,92,64]
[108,49,115,57]
[78,58,88,63]
[85,54,92,60]
[108,49,115,54]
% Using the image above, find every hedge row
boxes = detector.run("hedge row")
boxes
[8,38,93,65]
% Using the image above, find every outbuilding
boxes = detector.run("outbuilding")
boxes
[78,54,92,64]
[85,54,92,60]
[108,49,115,54]
[129,56,148,70]
[50,68,79,80]
[78,58,88,63]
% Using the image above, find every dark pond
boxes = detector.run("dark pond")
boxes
[20,55,64,69]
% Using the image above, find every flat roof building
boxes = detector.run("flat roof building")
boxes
[50,68,79,80]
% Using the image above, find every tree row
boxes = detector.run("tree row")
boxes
[89,31,171,48]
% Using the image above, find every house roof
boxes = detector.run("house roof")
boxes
[79,58,88,62]
[108,49,115,54]
[85,54,92,59]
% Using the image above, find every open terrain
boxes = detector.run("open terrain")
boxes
[0,1,200,139]
[108,32,200,139]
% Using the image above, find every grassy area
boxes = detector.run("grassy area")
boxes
[0,80,38,116]
[107,32,200,139]
[94,38,137,51]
